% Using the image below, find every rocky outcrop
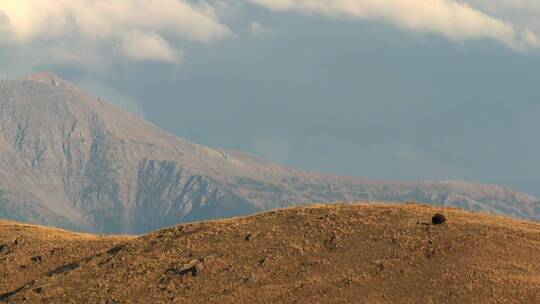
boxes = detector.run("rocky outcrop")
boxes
[0,72,538,233]
[131,159,258,233]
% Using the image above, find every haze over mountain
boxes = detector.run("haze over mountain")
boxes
[0,72,538,233]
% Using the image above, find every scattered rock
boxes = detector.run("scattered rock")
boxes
[286,243,305,256]
[241,274,258,283]
[107,244,125,255]
[30,256,42,263]
[258,256,273,267]
[327,232,340,250]
[50,247,64,255]
[168,259,202,277]
[426,247,436,258]
[376,263,385,274]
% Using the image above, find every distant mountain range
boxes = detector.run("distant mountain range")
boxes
[0,72,538,233]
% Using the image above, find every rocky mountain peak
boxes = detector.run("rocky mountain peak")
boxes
[21,71,79,90]
[0,73,538,233]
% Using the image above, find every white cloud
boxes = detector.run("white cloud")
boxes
[0,0,231,63]
[250,0,540,51]
[249,21,274,36]
[119,31,182,63]
[1,0,539,70]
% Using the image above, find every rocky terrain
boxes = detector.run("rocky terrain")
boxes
[0,204,539,303]
[0,72,539,233]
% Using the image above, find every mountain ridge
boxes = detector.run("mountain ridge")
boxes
[0,72,538,233]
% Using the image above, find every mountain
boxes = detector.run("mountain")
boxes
[1,204,539,303]
[0,72,538,233]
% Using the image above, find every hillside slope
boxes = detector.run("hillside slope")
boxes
[1,204,539,303]
[0,220,131,296]
[0,72,539,233]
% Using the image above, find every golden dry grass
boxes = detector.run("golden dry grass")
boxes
[0,220,132,296]
[1,203,539,303]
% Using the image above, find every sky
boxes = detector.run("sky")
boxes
[0,0,539,196]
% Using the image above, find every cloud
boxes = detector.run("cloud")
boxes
[249,21,274,36]
[1,0,539,70]
[465,1,540,32]
[0,0,231,63]
[119,31,182,63]
[249,0,540,51]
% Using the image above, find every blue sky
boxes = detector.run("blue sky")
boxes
[0,0,539,196]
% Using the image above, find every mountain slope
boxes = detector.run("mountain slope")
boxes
[1,204,539,303]
[0,219,130,295]
[0,72,538,233]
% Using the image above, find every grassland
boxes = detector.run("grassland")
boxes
[1,203,539,303]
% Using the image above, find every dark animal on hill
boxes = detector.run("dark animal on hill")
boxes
[432,213,446,225]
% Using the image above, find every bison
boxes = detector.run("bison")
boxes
[432,213,446,225]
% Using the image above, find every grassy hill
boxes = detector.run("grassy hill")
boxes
[1,203,539,303]
[0,220,131,296]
